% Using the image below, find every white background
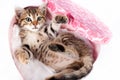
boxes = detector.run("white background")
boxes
[0,0,120,80]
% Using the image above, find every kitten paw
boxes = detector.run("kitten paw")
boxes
[15,48,30,64]
[54,15,68,24]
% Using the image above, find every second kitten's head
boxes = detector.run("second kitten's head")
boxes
[15,5,46,32]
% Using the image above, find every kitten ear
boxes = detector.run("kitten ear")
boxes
[15,7,24,19]
[39,3,47,15]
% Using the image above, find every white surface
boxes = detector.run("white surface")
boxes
[0,0,120,80]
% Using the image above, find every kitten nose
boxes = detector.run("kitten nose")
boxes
[32,21,37,28]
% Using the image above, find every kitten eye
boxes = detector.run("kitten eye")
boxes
[37,17,42,21]
[26,17,32,22]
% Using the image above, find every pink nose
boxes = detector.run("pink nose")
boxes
[32,21,37,28]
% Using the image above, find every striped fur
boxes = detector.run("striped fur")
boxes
[15,6,94,80]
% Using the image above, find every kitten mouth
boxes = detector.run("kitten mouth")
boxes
[32,28,39,31]
[31,28,39,32]
[32,27,38,29]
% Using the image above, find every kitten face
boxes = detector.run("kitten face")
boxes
[15,6,46,32]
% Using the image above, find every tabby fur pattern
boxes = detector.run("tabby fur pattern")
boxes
[15,5,94,80]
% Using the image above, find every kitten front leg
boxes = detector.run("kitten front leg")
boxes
[53,15,68,24]
[52,15,68,31]
[15,47,32,64]
[47,15,68,38]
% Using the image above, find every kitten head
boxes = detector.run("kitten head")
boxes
[15,5,46,32]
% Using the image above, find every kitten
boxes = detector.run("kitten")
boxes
[14,5,94,80]
[15,5,67,63]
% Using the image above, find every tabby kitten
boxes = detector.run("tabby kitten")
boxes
[15,5,67,63]
[15,5,94,80]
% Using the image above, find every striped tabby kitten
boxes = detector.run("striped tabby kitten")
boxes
[15,5,94,80]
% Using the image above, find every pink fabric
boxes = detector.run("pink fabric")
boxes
[9,17,16,53]
[43,0,112,44]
